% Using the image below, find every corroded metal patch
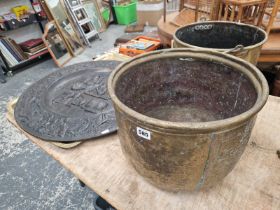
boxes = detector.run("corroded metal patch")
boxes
[15,61,120,142]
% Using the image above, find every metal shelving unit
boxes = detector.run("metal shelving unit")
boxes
[0,0,50,77]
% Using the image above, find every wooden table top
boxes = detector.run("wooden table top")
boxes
[7,96,280,210]
[259,32,280,62]
[221,0,268,5]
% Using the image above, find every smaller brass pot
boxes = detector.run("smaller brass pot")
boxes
[173,21,268,65]
[108,49,269,191]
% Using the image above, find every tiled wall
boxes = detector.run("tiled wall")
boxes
[0,0,42,43]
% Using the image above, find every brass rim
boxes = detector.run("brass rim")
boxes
[108,49,269,133]
[173,21,268,52]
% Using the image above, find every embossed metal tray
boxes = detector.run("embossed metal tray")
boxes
[15,61,120,142]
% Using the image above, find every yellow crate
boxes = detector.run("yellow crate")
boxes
[11,5,29,18]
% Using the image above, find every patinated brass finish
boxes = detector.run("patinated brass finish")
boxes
[173,21,268,65]
[15,61,120,142]
[108,49,269,191]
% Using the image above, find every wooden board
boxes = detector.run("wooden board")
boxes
[125,24,145,33]
[7,96,280,210]
[259,32,280,62]
[170,9,197,27]
[157,12,179,47]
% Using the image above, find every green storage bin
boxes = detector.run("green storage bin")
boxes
[113,2,137,25]
[102,8,110,22]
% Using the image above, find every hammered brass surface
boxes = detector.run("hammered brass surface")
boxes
[108,49,269,191]
[115,109,256,191]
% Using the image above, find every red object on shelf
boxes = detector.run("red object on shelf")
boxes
[32,2,47,20]
[20,38,43,49]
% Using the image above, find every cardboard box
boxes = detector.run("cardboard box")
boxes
[137,1,163,26]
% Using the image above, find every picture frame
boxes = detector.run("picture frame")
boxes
[42,21,72,67]
[81,0,106,32]
[45,0,84,56]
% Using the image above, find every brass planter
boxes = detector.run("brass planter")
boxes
[108,49,269,191]
[173,21,267,65]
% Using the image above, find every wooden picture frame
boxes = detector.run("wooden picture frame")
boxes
[38,0,54,21]
[81,0,106,32]
[45,0,84,56]
[42,21,72,67]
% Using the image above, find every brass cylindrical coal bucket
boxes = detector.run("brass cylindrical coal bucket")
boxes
[108,49,269,191]
[173,21,267,65]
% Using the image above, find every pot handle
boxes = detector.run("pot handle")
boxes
[171,39,174,48]
[199,17,207,22]
[225,45,245,54]
[225,44,249,58]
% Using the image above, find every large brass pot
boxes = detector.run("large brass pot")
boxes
[108,49,269,191]
[173,21,267,65]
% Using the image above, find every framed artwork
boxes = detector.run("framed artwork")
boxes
[45,0,84,56]
[42,21,72,67]
[81,0,106,32]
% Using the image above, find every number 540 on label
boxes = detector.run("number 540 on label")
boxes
[137,127,151,140]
